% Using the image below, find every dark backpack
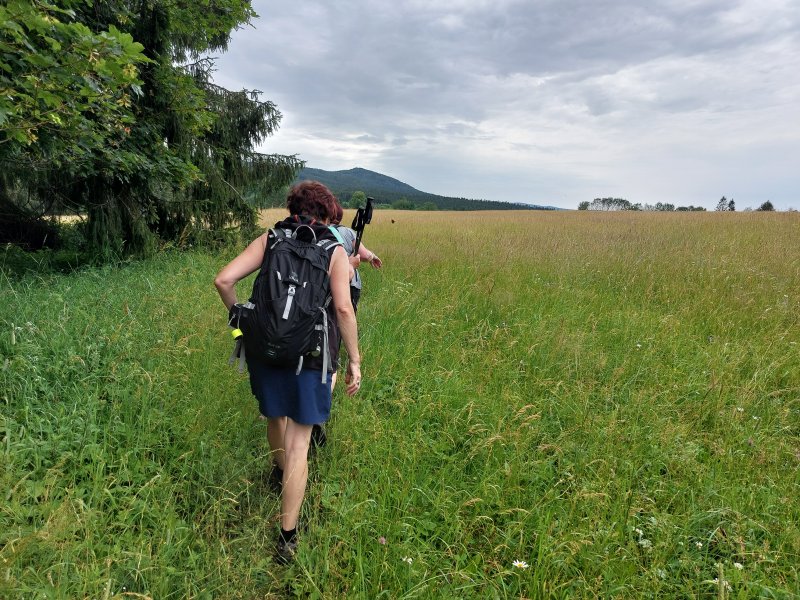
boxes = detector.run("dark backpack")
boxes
[229,222,341,381]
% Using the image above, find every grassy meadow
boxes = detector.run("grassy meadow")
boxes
[1,209,799,598]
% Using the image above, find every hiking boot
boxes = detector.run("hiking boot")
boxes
[311,424,327,449]
[275,537,298,565]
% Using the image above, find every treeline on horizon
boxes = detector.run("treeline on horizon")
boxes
[579,196,783,212]
[324,188,540,212]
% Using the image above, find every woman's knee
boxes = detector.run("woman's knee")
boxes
[267,416,287,431]
[284,423,312,456]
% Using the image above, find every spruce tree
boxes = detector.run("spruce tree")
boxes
[2,0,303,256]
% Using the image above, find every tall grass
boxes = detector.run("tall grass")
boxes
[2,210,798,598]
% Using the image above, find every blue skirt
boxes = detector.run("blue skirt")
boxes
[247,360,332,425]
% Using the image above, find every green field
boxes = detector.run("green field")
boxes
[2,210,799,598]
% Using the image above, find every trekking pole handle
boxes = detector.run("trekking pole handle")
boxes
[352,196,375,254]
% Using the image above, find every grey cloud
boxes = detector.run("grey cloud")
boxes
[209,0,800,208]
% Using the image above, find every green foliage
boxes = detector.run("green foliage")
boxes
[251,183,292,210]
[640,202,677,211]
[587,199,706,212]
[0,0,151,250]
[716,196,736,212]
[756,201,775,212]
[349,190,367,209]
[0,219,90,272]
[587,197,633,210]
[391,198,416,210]
[1,0,302,259]
[0,0,147,164]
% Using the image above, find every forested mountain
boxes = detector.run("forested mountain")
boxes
[295,167,557,210]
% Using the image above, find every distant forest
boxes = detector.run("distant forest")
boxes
[293,167,557,211]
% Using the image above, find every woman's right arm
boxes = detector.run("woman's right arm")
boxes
[214,234,267,310]
[357,243,382,268]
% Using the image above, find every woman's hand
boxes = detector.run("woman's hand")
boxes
[345,361,362,396]
[358,245,382,269]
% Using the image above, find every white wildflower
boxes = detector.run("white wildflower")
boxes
[512,560,529,569]
[402,557,413,564]
[634,527,643,536]
[736,407,744,412]
[696,541,703,549]
[638,538,653,549]
[713,578,732,592]
[734,562,743,570]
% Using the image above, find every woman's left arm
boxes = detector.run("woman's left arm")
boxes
[214,233,267,310]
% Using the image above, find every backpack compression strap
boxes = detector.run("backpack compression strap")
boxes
[303,238,342,383]
[299,307,330,382]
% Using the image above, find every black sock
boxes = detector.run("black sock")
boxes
[280,527,297,544]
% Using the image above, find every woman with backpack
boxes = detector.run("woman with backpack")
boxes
[309,203,382,448]
[214,181,362,563]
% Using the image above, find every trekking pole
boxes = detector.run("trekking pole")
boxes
[351,196,374,254]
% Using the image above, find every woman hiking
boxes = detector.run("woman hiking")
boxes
[214,181,362,563]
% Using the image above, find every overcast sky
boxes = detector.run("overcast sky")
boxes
[211,0,800,210]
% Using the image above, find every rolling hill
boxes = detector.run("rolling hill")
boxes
[294,167,557,211]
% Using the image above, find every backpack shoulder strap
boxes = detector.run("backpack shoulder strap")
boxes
[268,227,290,248]
[327,225,346,245]
[268,227,287,239]
[318,238,342,253]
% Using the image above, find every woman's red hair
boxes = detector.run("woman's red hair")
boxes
[286,181,338,222]
[332,202,344,225]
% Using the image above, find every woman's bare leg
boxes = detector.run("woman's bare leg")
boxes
[280,418,313,530]
[267,416,287,470]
